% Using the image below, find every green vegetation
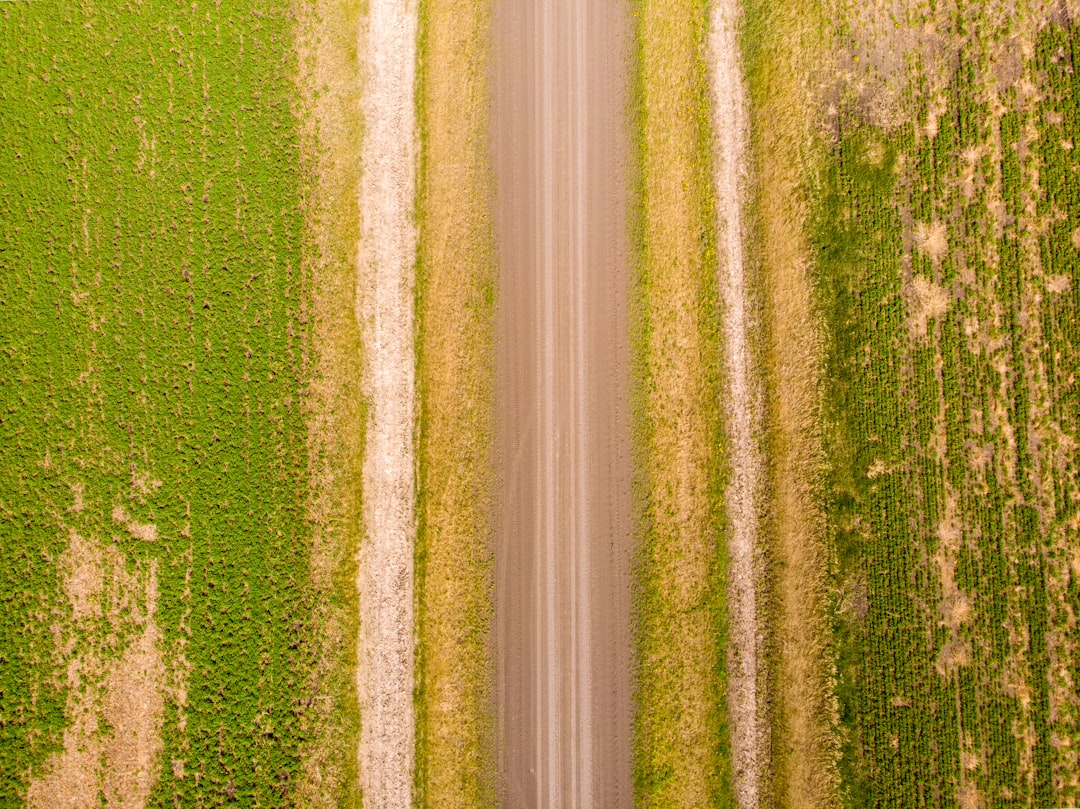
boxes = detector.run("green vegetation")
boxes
[809,5,1080,808]
[739,0,1080,805]
[0,2,354,805]
[630,2,734,807]
[3,1,1077,807]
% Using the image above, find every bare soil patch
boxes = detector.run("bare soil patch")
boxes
[28,531,164,809]
[708,2,766,806]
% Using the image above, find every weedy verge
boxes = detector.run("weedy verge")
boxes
[414,0,498,807]
[741,0,843,805]
[295,0,366,805]
[630,1,735,806]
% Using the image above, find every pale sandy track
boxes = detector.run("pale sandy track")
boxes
[356,1,418,806]
[708,2,765,807]
[493,1,633,806]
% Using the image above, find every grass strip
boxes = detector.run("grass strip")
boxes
[413,0,497,806]
[630,1,735,806]
[739,0,842,805]
[294,0,367,804]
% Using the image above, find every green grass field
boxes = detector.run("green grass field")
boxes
[0,3,353,804]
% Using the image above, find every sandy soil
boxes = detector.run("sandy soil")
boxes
[492,1,633,806]
[356,1,418,806]
[708,3,765,807]
[27,532,164,809]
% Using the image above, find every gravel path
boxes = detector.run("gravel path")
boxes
[493,1,633,805]
[708,3,766,807]
[356,2,418,806]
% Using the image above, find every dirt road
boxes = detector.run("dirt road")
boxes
[493,1,633,806]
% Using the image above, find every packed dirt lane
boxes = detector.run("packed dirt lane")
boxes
[493,1,633,807]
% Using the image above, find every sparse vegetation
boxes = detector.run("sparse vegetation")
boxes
[295,0,366,804]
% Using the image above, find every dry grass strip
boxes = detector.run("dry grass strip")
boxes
[743,0,841,805]
[294,0,365,804]
[414,0,497,806]
[632,1,733,807]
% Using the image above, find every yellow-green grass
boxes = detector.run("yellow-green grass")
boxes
[630,1,734,806]
[295,0,366,804]
[740,0,841,805]
[414,0,497,806]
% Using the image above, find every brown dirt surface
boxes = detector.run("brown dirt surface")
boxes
[492,0,633,806]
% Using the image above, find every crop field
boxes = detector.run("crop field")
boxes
[0,2,358,806]
[770,0,1080,806]
[2,0,1077,807]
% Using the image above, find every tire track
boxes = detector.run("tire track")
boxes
[708,1,765,806]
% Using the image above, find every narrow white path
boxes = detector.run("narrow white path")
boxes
[356,2,418,807]
[708,2,764,807]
